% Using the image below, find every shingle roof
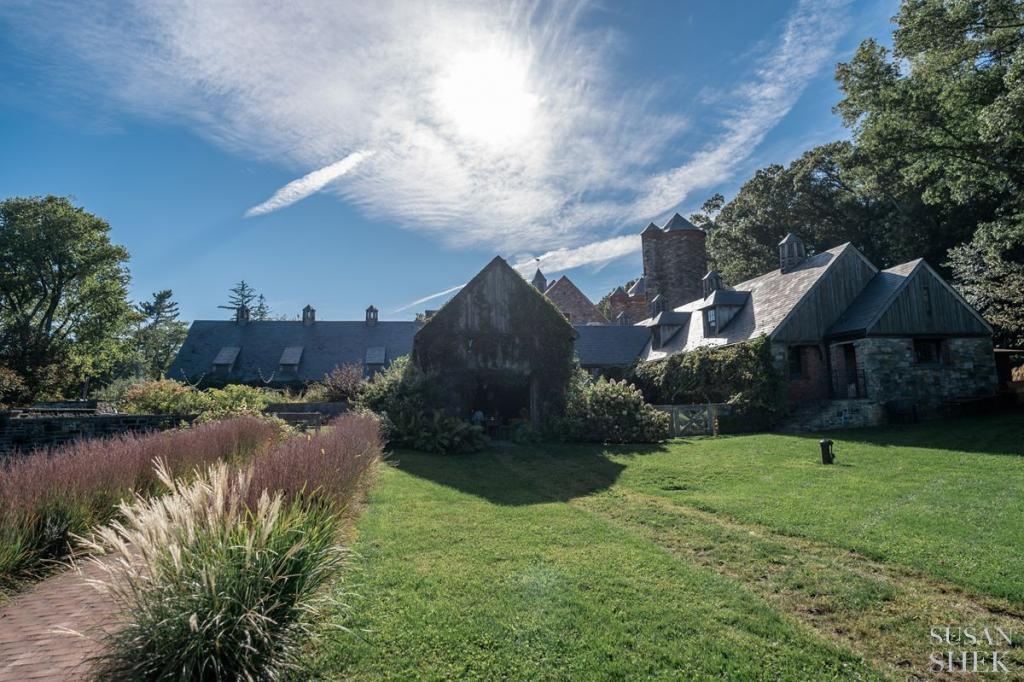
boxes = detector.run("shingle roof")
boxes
[168,320,421,383]
[627,276,646,296]
[698,289,751,309]
[663,213,703,231]
[826,259,922,336]
[641,243,858,360]
[573,325,649,366]
[169,316,652,383]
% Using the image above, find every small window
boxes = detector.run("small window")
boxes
[922,283,932,316]
[706,308,717,334]
[913,338,943,365]
[788,347,803,379]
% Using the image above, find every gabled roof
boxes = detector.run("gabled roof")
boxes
[544,275,608,325]
[641,243,861,360]
[640,311,690,327]
[698,289,751,309]
[573,325,649,366]
[827,260,920,336]
[663,212,702,231]
[627,276,646,296]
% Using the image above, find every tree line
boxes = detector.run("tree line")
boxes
[0,195,277,405]
[686,0,1023,347]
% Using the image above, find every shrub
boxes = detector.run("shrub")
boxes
[84,414,382,680]
[197,383,272,422]
[91,376,142,406]
[0,366,26,408]
[0,417,282,587]
[306,362,365,402]
[353,358,487,454]
[1012,363,1024,382]
[122,379,212,415]
[555,368,669,443]
[630,335,784,426]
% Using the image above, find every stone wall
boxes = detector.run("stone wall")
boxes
[779,398,885,432]
[642,229,707,311]
[0,413,194,457]
[852,336,997,413]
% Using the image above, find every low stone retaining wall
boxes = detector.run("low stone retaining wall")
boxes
[264,401,348,418]
[0,413,195,457]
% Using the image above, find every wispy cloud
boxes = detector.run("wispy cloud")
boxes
[391,284,465,314]
[4,0,849,265]
[511,235,641,275]
[244,150,373,217]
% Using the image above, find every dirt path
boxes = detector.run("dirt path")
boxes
[576,489,1024,681]
[0,561,117,681]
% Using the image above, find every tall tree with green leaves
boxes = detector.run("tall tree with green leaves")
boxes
[834,0,1024,345]
[227,280,257,316]
[0,195,134,399]
[133,290,189,379]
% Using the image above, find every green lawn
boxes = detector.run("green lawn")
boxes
[316,413,1024,680]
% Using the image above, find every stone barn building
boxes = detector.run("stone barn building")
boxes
[170,212,997,430]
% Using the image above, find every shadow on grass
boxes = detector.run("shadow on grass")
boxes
[392,441,670,506]
[794,410,1024,457]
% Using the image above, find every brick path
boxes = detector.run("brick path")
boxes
[0,560,119,681]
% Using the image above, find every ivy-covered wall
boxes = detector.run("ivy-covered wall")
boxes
[629,335,785,427]
[411,257,576,421]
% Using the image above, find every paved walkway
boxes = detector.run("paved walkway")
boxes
[0,560,118,681]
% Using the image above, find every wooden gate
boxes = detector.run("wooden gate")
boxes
[654,403,722,437]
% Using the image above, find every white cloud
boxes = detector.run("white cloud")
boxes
[511,234,641,275]
[4,0,849,260]
[245,150,373,217]
[392,284,466,314]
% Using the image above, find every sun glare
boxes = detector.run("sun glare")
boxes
[434,46,539,149]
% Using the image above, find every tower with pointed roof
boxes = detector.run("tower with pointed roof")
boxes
[531,268,547,292]
[641,212,708,312]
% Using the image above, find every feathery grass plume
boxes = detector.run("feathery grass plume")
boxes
[0,416,282,587]
[84,413,382,679]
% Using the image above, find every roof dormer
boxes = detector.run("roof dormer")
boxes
[779,233,806,273]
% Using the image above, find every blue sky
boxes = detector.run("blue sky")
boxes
[0,0,896,322]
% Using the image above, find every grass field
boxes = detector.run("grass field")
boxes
[316,412,1024,680]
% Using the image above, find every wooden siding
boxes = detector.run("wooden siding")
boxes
[772,248,877,343]
[870,266,989,336]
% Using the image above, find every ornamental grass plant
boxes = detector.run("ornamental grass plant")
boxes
[0,416,282,587]
[84,413,383,680]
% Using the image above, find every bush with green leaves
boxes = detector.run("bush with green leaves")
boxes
[201,383,271,418]
[630,335,784,428]
[554,368,669,444]
[0,366,26,408]
[121,379,212,415]
[305,362,365,402]
[354,357,487,454]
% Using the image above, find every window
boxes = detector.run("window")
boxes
[913,338,943,365]
[706,307,717,334]
[922,283,932,316]
[788,346,803,379]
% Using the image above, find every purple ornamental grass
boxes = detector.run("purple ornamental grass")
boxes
[0,416,282,585]
[247,412,384,511]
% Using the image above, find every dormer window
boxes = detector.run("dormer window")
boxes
[279,346,303,373]
[706,307,718,334]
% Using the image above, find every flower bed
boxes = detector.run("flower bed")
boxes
[0,416,282,587]
[85,413,383,680]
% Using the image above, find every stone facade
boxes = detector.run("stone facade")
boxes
[604,286,648,325]
[779,399,885,432]
[849,336,998,413]
[641,221,707,311]
[544,276,608,325]
[772,343,831,404]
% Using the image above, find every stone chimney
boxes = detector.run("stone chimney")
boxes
[302,304,316,326]
[365,305,378,327]
[779,233,806,273]
[641,213,707,311]
[235,304,250,325]
[702,270,722,299]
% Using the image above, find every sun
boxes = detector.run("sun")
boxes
[434,46,540,149]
